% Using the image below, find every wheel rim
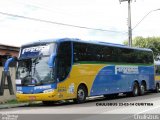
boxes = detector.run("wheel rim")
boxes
[141,85,145,94]
[78,89,85,100]
[134,86,138,95]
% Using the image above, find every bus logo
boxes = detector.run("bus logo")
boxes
[115,66,139,74]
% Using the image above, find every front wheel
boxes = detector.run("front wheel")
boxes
[74,85,87,104]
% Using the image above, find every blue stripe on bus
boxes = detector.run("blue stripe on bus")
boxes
[90,65,154,96]
[16,83,57,94]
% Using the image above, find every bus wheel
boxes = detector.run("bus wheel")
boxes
[140,83,146,95]
[132,82,139,97]
[74,85,87,104]
[155,84,160,93]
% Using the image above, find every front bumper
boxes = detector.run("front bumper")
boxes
[16,92,61,102]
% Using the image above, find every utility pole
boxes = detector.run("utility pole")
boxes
[120,0,133,47]
[128,0,132,47]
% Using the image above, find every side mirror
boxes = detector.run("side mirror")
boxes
[4,56,18,72]
[48,53,56,68]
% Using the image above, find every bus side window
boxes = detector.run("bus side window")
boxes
[57,42,72,82]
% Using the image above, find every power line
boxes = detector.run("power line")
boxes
[132,9,160,30]
[0,11,127,34]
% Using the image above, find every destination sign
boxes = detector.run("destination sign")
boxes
[21,45,50,57]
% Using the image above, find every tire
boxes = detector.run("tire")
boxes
[155,84,160,93]
[140,83,146,96]
[132,82,140,97]
[74,85,87,104]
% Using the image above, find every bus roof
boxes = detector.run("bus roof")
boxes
[21,38,152,52]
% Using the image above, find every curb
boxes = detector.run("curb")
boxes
[0,103,29,109]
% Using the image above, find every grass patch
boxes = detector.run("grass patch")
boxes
[5,99,41,106]
[6,99,27,104]
[6,99,20,104]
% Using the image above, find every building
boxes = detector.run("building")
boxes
[0,44,20,103]
[0,44,20,66]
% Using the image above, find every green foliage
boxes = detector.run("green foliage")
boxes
[6,99,19,104]
[123,36,160,60]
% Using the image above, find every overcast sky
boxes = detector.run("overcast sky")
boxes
[0,0,160,46]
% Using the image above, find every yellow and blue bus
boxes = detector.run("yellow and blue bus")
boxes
[10,38,156,104]
[154,61,160,92]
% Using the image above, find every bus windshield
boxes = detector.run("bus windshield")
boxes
[16,43,56,86]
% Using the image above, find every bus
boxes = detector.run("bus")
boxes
[11,38,155,104]
[154,61,160,92]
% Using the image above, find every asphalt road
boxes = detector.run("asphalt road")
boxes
[0,92,160,120]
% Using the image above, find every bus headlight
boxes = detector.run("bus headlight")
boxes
[16,91,23,94]
[43,89,54,93]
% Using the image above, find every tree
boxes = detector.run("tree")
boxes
[123,36,160,60]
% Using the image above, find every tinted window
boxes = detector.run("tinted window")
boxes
[73,43,118,63]
[73,42,153,64]
[57,42,72,82]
